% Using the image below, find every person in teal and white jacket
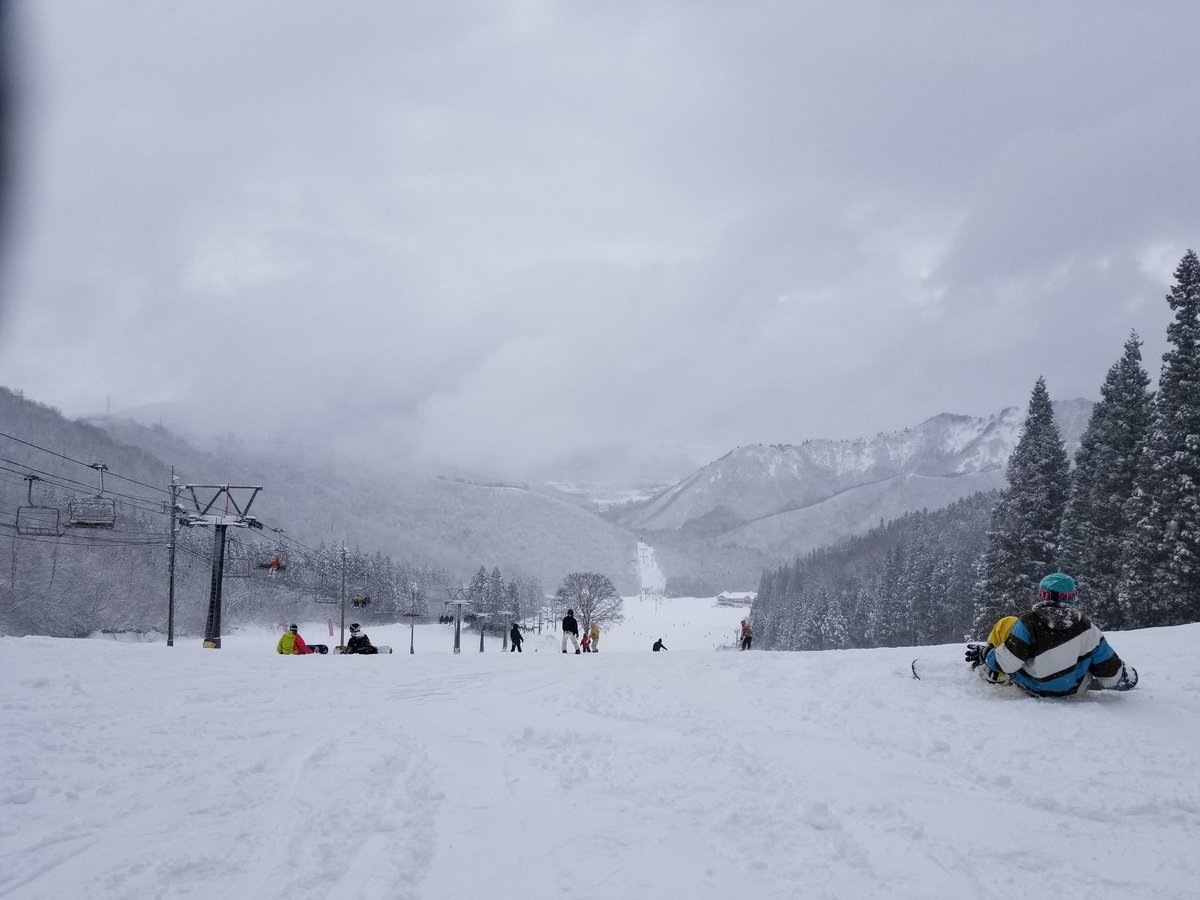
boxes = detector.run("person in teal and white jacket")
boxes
[967,573,1136,697]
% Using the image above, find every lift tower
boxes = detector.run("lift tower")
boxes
[178,484,263,648]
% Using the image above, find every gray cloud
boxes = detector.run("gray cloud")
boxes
[1,1,1197,480]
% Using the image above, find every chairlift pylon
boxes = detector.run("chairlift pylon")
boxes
[16,475,63,537]
[67,463,117,529]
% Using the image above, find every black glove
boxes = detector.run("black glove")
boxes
[964,643,990,668]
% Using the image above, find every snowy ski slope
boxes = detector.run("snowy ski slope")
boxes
[2,598,1197,899]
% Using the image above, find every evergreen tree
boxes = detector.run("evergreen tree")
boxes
[467,566,488,612]
[869,546,909,647]
[819,592,850,649]
[1057,333,1153,627]
[973,377,1070,634]
[1119,250,1200,626]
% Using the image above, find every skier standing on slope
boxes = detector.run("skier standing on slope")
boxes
[740,619,753,651]
[966,572,1136,696]
[277,623,314,655]
[561,608,580,654]
[509,622,524,653]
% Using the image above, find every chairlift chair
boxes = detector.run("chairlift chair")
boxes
[254,529,289,575]
[221,538,252,578]
[67,463,116,529]
[255,551,288,573]
[16,475,63,537]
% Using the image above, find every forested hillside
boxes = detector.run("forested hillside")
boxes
[749,492,997,650]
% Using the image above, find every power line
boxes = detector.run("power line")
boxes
[0,459,168,518]
[0,429,170,496]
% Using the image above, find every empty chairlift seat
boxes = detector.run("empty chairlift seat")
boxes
[17,475,64,536]
[66,496,117,528]
[67,464,116,528]
[16,505,63,536]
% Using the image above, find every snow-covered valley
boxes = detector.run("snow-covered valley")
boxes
[3,597,1198,899]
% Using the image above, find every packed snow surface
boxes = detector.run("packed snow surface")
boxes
[3,598,1199,899]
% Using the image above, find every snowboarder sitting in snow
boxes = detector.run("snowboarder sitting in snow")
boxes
[740,619,753,651]
[652,638,667,652]
[966,572,1136,697]
[277,623,314,655]
[509,622,524,653]
[562,608,580,654]
[345,623,377,655]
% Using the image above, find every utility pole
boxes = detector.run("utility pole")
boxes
[407,582,419,654]
[339,542,347,651]
[166,469,179,647]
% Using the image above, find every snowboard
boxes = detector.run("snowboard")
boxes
[911,656,1138,691]
[308,644,329,655]
[335,645,392,655]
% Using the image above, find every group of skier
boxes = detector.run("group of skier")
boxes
[559,608,601,653]
[277,570,1129,698]
[275,622,377,655]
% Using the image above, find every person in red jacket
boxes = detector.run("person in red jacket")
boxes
[276,623,314,655]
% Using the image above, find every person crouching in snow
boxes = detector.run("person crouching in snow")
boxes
[509,622,524,653]
[561,608,580,654]
[966,572,1136,696]
[345,623,377,655]
[277,623,314,655]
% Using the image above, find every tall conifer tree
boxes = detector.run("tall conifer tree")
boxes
[1119,250,1200,626]
[1058,333,1153,627]
[973,377,1070,634]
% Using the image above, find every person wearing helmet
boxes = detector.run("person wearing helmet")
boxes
[561,608,580,654]
[345,623,377,655]
[509,622,524,653]
[277,623,314,655]
[966,572,1136,696]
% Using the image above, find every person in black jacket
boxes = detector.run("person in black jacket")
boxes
[652,638,667,652]
[509,622,524,653]
[345,623,377,655]
[561,608,580,654]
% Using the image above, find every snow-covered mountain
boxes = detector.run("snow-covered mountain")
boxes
[620,400,1093,545]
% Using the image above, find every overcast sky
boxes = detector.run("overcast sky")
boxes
[0,1,1197,481]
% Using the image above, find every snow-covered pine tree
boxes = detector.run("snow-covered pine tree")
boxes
[485,566,504,614]
[904,538,936,645]
[868,546,909,647]
[467,566,488,615]
[818,591,850,649]
[973,377,1070,635]
[505,580,521,622]
[1057,333,1153,628]
[1118,250,1200,627]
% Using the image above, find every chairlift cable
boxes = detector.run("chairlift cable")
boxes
[0,459,167,517]
[0,430,170,495]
